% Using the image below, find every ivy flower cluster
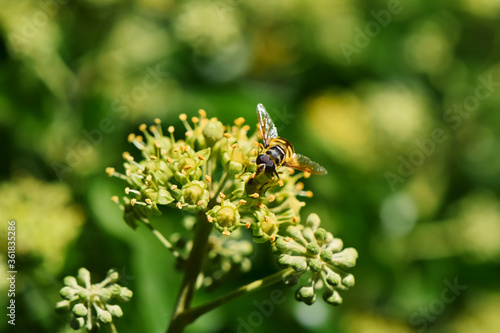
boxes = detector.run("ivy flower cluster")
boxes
[105,109,358,306]
[55,268,132,332]
[276,213,358,305]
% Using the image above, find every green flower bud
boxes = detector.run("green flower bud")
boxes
[306,213,321,230]
[203,118,224,146]
[72,303,88,317]
[60,286,77,300]
[55,300,71,314]
[118,287,133,302]
[306,243,320,255]
[70,316,85,330]
[323,288,342,306]
[97,309,113,324]
[342,274,355,288]
[327,238,343,252]
[309,258,323,272]
[324,268,341,286]
[320,249,333,263]
[291,256,308,272]
[314,228,327,241]
[106,304,123,318]
[277,254,294,268]
[77,268,91,287]
[331,248,358,269]
[296,286,316,305]
[106,269,120,283]
[64,276,79,288]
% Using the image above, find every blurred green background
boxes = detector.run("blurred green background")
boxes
[1,0,500,332]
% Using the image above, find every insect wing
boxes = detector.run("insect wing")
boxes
[256,103,278,146]
[285,153,328,175]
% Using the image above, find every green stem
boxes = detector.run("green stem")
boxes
[142,220,181,258]
[181,267,294,325]
[166,213,213,333]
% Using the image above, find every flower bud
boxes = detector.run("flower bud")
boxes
[323,288,342,306]
[331,248,358,269]
[296,286,316,305]
[342,274,355,288]
[72,303,88,317]
[106,304,123,318]
[55,300,71,314]
[202,118,224,146]
[64,276,79,288]
[77,268,91,287]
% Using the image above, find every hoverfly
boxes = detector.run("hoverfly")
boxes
[254,103,327,184]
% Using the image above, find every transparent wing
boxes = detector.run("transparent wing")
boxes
[284,153,328,175]
[256,103,278,146]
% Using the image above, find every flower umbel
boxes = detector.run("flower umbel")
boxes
[55,268,133,332]
[275,213,358,305]
[105,108,358,319]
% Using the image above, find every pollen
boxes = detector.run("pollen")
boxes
[170,185,178,190]
[179,114,187,121]
[250,193,259,198]
[105,167,115,177]
[234,117,245,126]
[127,133,136,143]
[222,230,231,236]
[223,133,231,139]
[183,165,192,170]
[205,175,212,182]
[264,216,269,222]
[139,124,147,131]
[131,198,137,206]
[245,222,251,229]
[166,157,173,163]
[146,175,153,182]
[125,187,130,194]
[270,235,276,242]
[232,143,238,149]
[176,202,183,209]
[296,182,304,191]
[197,155,205,161]
[168,126,175,133]
[304,172,311,178]
[122,152,133,161]
[154,141,161,149]
[285,237,292,242]
[150,155,157,160]
[149,125,157,133]
[145,198,152,205]
[219,192,226,199]
[291,216,298,223]
[269,195,276,202]
[305,191,313,198]
[239,199,247,205]
[198,109,207,118]
[111,196,119,203]
[154,118,161,125]
[192,116,199,124]
[207,215,213,223]
[257,203,264,209]
[197,200,205,206]
[278,179,284,187]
